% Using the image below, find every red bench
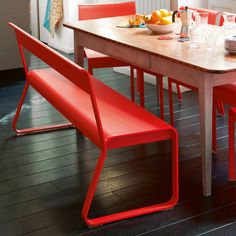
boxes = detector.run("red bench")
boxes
[9,22,179,227]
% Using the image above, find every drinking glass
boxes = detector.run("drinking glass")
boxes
[198,12,209,26]
[223,13,236,30]
[204,26,220,51]
[189,25,203,48]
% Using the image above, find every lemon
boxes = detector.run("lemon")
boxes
[159,9,169,17]
[159,16,172,25]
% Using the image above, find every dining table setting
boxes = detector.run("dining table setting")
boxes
[64,7,236,197]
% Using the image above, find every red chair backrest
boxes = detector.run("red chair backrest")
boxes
[179,6,222,25]
[9,22,105,148]
[78,1,136,20]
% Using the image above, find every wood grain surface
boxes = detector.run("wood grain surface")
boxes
[64,16,236,73]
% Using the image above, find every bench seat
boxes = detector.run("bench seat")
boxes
[28,68,173,149]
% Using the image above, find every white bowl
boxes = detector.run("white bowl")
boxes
[146,23,174,34]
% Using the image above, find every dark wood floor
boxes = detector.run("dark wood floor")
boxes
[0,54,236,236]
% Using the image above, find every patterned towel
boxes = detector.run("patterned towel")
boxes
[50,0,63,37]
[43,0,52,33]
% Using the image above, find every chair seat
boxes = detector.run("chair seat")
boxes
[214,82,236,107]
[28,68,173,149]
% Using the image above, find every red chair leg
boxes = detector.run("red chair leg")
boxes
[130,66,135,101]
[168,78,174,126]
[212,97,217,153]
[228,108,236,181]
[12,82,74,136]
[136,71,140,94]
[156,75,164,120]
[82,132,179,227]
[137,70,145,107]
[88,64,93,75]
[216,99,225,116]
[176,84,183,102]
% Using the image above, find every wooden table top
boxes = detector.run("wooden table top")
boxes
[64,16,236,74]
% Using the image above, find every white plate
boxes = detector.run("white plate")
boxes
[146,23,174,34]
[225,48,236,53]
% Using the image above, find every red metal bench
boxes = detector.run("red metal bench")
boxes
[9,22,179,227]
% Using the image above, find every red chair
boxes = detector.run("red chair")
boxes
[78,2,136,101]
[213,83,236,181]
[136,64,182,119]
[10,22,179,227]
[78,2,181,118]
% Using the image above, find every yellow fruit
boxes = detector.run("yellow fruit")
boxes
[152,10,162,21]
[154,20,161,25]
[148,19,158,24]
[129,18,141,27]
[168,11,173,16]
[159,9,169,17]
[135,14,144,22]
[134,20,141,26]
[129,18,135,26]
[159,16,172,25]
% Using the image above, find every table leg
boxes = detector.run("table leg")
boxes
[198,79,213,197]
[74,31,84,67]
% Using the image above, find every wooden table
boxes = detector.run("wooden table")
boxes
[64,16,236,197]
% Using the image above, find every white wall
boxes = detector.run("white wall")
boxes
[30,0,39,38]
[177,0,207,8]
[0,0,30,70]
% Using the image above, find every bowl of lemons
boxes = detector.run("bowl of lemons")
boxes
[145,9,174,34]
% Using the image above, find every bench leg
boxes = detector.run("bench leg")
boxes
[82,134,179,227]
[12,82,74,136]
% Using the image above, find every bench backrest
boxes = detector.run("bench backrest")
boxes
[78,1,136,20]
[9,22,105,148]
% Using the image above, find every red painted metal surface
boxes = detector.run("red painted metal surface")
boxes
[9,22,179,227]
[78,1,136,20]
